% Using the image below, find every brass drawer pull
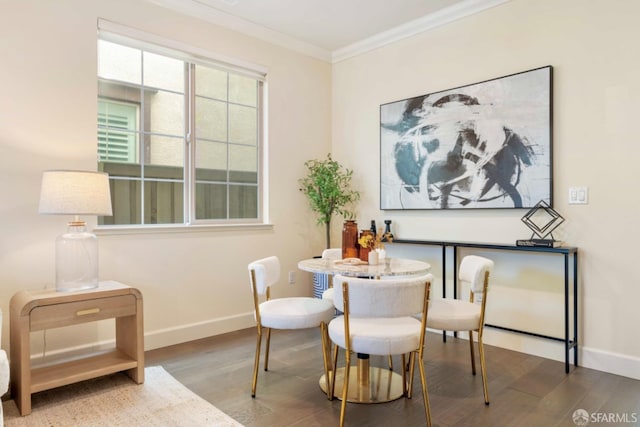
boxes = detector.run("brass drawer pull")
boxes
[76,308,101,316]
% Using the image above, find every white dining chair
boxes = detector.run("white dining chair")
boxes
[329,274,433,427]
[320,248,342,302]
[248,256,335,398]
[427,254,494,404]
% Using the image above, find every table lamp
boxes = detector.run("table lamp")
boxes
[38,170,113,291]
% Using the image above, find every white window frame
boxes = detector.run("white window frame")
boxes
[97,19,269,231]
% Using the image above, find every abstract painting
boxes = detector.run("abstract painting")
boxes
[380,66,552,210]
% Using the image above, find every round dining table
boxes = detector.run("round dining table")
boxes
[298,256,430,279]
[298,256,431,404]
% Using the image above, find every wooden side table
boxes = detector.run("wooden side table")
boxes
[10,281,144,415]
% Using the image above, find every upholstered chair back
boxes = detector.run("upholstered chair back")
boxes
[459,255,494,298]
[321,248,342,260]
[248,256,280,296]
[333,274,431,318]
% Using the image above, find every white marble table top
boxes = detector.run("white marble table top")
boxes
[298,257,430,278]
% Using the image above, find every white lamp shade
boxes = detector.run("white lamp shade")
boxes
[39,170,113,216]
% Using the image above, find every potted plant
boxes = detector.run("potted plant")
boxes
[299,154,360,249]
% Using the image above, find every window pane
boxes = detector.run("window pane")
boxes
[195,183,227,219]
[229,104,257,145]
[229,184,258,218]
[195,65,227,101]
[143,52,184,92]
[195,97,227,141]
[229,74,257,106]
[229,144,257,173]
[144,180,184,224]
[145,134,184,169]
[195,140,227,170]
[146,90,184,136]
[98,40,141,85]
[98,178,142,226]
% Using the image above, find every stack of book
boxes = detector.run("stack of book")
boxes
[516,239,563,248]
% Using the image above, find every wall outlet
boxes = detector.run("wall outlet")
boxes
[288,271,296,284]
[568,187,588,204]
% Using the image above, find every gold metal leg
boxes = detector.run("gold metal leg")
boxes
[251,326,262,397]
[478,332,490,404]
[400,353,407,396]
[330,344,339,400]
[416,348,432,427]
[407,352,416,399]
[320,323,332,400]
[469,330,476,375]
[264,327,271,371]
[339,350,351,427]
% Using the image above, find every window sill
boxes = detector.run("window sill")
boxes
[95,223,274,236]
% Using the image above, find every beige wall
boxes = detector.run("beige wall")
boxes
[1,0,638,381]
[0,0,331,354]
[332,0,640,378]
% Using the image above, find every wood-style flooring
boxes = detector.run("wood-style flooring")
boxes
[146,328,640,427]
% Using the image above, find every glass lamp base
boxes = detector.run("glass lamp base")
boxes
[55,223,100,292]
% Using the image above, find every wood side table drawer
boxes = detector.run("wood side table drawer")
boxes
[30,295,137,331]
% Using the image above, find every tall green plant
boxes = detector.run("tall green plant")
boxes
[299,154,360,249]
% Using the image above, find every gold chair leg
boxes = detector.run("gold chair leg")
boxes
[478,333,490,405]
[251,327,262,397]
[417,349,432,427]
[388,355,393,370]
[401,353,407,397]
[469,330,476,375]
[330,344,339,400]
[264,327,271,371]
[320,323,332,400]
[339,350,351,427]
[407,352,415,398]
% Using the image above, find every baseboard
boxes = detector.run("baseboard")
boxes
[144,312,255,350]
[432,328,640,381]
[580,346,640,380]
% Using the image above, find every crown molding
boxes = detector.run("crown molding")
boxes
[145,0,512,64]
[144,0,333,61]
[332,0,512,63]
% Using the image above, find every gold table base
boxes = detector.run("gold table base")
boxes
[319,361,405,403]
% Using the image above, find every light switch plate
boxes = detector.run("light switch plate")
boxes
[568,187,588,204]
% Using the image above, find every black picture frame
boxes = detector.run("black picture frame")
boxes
[380,66,553,210]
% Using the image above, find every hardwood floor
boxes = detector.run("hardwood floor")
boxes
[146,328,640,427]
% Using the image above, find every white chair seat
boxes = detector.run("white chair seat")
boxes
[259,297,334,329]
[321,287,334,301]
[329,315,423,356]
[427,298,481,331]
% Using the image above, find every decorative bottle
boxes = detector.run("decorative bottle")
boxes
[341,220,359,259]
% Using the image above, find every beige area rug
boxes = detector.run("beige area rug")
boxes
[2,366,243,426]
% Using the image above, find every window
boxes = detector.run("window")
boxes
[97,33,264,226]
